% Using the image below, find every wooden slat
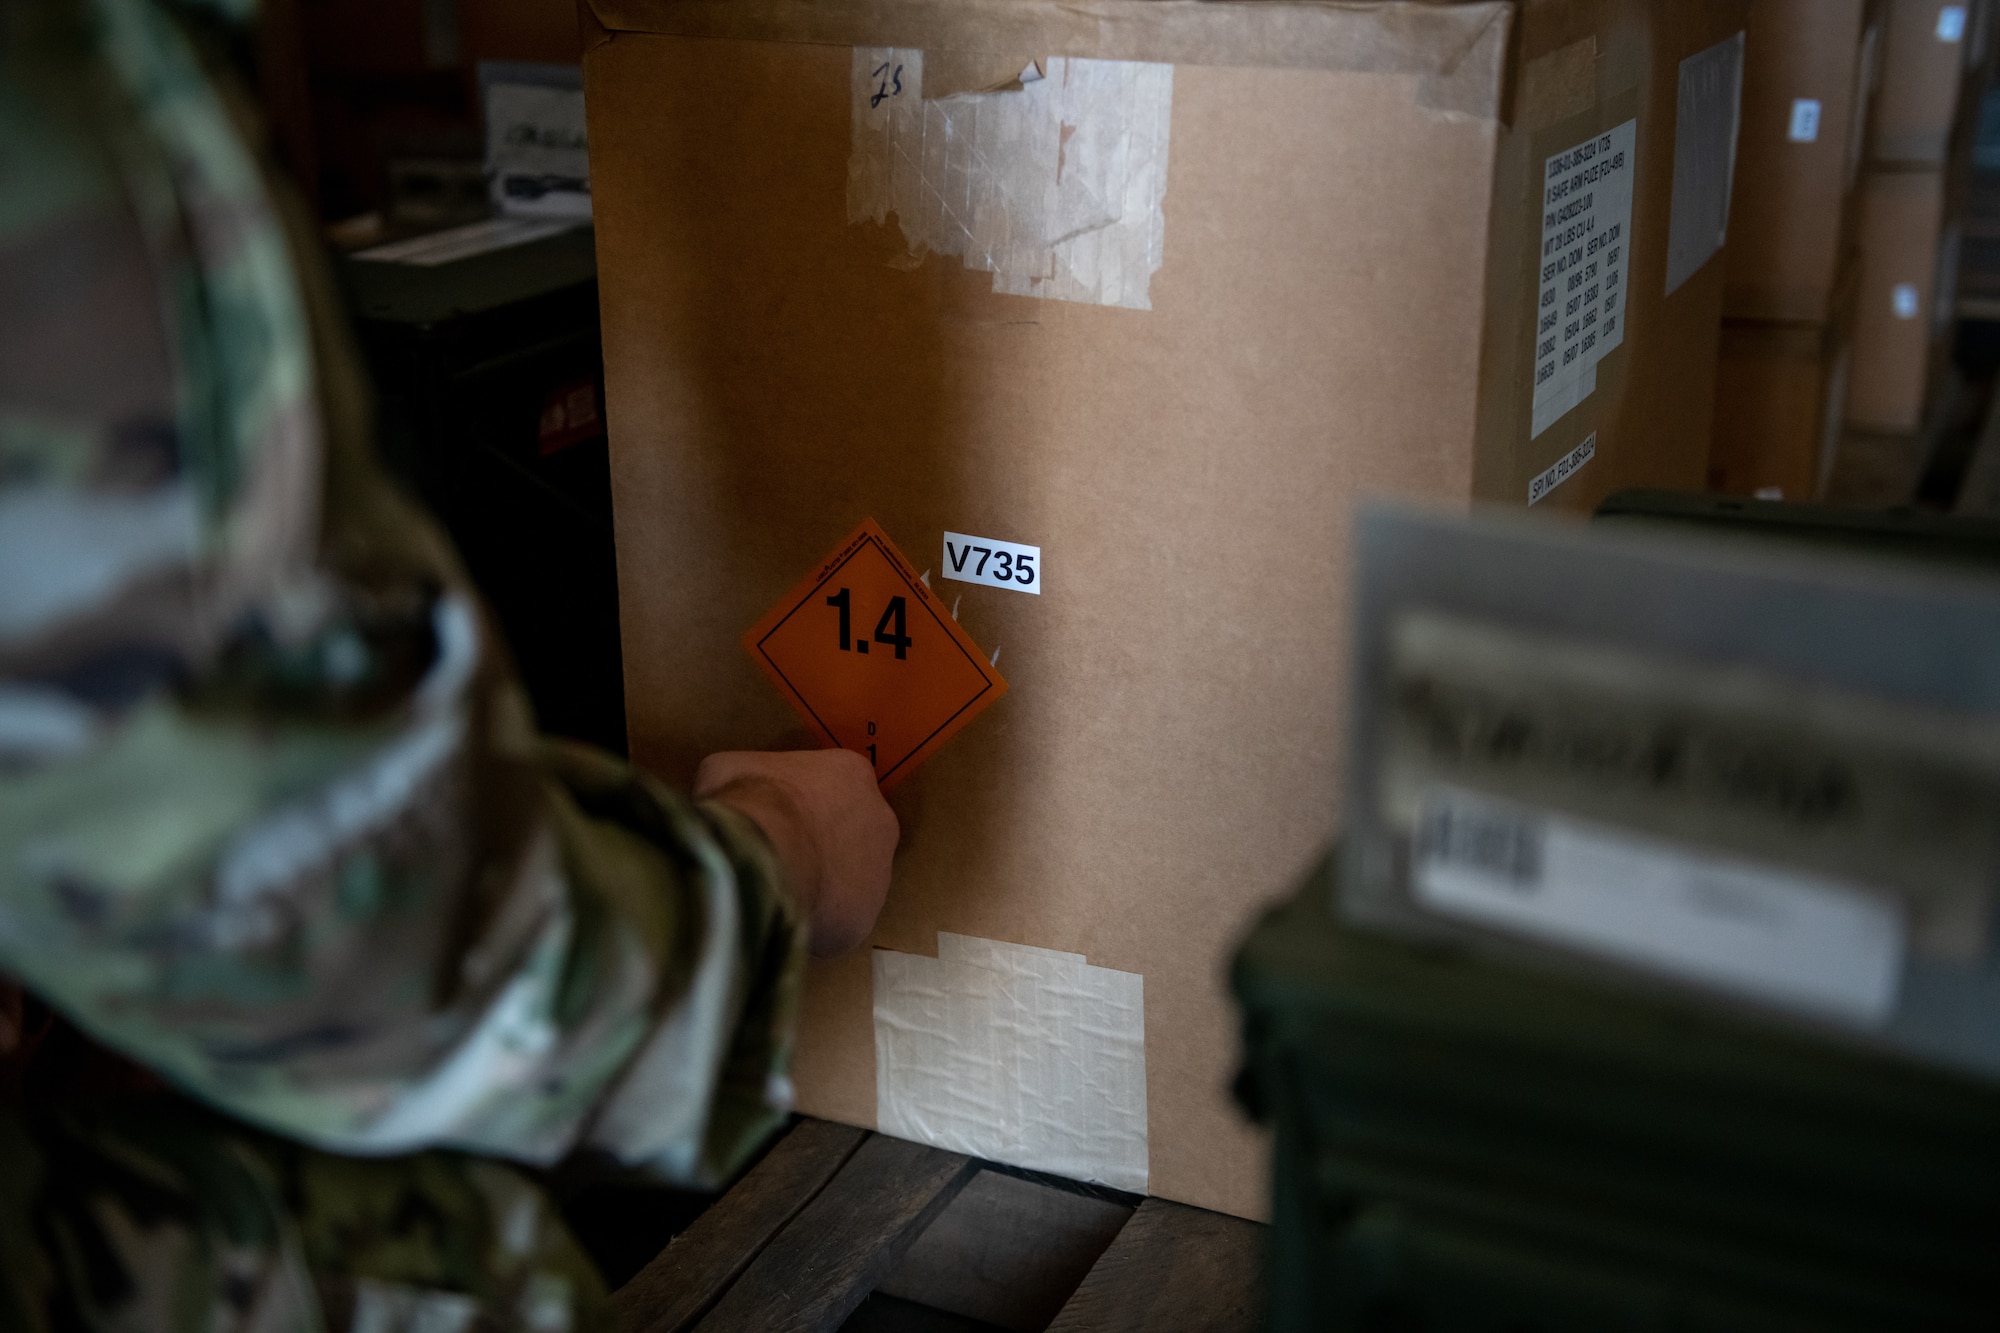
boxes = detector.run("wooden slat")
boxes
[1044,1198,1266,1333]
[611,1119,868,1333]
[877,1171,1134,1331]
[693,1133,980,1333]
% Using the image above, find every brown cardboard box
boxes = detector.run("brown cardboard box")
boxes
[584,0,1748,1219]
[1723,0,1881,322]
[462,0,584,64]
[1871,0,1981,165]
[1847,167,1948,430]
[1710,269,1859,497]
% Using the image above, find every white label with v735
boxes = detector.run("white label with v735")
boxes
[943,532,1041,594]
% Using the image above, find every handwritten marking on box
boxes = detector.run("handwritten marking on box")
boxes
[942,532,1041,594]
[744,519,1006,789]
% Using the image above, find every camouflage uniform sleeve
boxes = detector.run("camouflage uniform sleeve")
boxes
[0,0,808,1188]
[1,1082,616,1333]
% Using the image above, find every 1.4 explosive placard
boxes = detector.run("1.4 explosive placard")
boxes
[744,519,1007,788]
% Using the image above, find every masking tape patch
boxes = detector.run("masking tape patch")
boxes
[873,933,1148,1191]
[848,49,1173,311]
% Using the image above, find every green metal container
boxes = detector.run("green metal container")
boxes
[1233,855,2000,1332]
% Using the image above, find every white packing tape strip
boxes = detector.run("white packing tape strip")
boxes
[873,933,1148,1191]
[848,49,1174,311]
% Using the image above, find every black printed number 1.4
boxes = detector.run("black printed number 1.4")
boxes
[825,588,911,659]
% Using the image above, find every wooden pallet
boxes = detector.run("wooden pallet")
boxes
[609,1118,1266,1333]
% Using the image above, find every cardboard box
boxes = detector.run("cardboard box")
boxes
[1870,0,1982,165]
[584,0,1747,1219]
[1847,167,1948,431]
[1709,292,1858,499]
[1826,426,1924,501]
[461,0,584,64]
[1722,0,1881,322]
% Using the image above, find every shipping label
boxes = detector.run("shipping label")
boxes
[1531,120,1637,438]
[1527,432,1595,505]
[1412,784,1906,1026]
[1380,610,2000,962]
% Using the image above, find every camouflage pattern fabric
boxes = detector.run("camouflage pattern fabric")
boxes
[0,0,809,1327]
[1,1038,608,1333]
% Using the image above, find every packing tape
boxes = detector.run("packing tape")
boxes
[849,50,1173,310]
[873,932,1148,1191]
[585,0,1513,121]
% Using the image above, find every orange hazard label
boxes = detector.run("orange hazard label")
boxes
[745,519,1007,788]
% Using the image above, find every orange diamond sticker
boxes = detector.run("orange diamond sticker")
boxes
[745,519,1007,789]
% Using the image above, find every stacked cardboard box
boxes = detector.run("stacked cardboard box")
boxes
[1847,1,1987,436]
[1708,0,1882,498]
[585,0,1748,1218]
[1847,163,1952,430]
[1954,83,2000,318]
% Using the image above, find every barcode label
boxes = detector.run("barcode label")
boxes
[1417,797,1544,888]
[1411,786,1905,1026]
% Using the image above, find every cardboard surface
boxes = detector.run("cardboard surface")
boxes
[584,0,1516,116]
[1723,0,1880,322]
[1847,167,1947,431]
[1870,0,1976,165]
[586,0,1744,1220]
[1710,272,1859,498]
[1710,326,1854,500]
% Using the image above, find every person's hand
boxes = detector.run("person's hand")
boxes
[694,748,898,956]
